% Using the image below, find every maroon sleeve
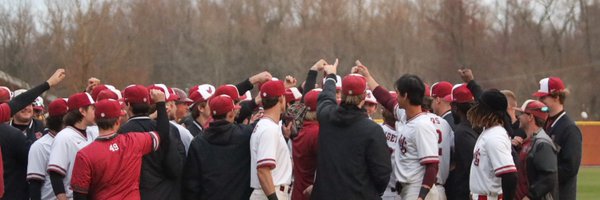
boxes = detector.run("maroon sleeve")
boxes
[134,132,159,155]
[71,153,92,194]
[0,104,11,124]
[421,163,438,189]
[0,147,4,198]
[372,86,398,113]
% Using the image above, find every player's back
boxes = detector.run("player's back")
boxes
[425,112,454,184]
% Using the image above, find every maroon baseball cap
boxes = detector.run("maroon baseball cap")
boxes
[533,77,565,97]
[95,99,126,119]
[96,88,122,101]
[209,95,241,116]
[91,84,109,101]
[215,84,240,101]
[48,98,68,117]
[304,89,321,111]
[67,92,95,111]
[260,80,285,99]
[515,99,550,121]
[0,86,11,103]
[341,74,367,96]
[147,84,179,102]
[189,84,216,103]
[284,87,302,103]
[123,84,150,104]
[431,81,453,99]
[444,84,474,103]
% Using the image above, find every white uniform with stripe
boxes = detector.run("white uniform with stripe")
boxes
[26,131,57,200]
[426,112,453,200]
[46,126,98,198]
[249,118,292,200]
[469,125,516,198]
[394,111,440,200]
[170,121,194,155]
[381,123,400,200]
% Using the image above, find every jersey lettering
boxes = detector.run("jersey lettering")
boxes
[474,148,480,166]
[399,135,407,154]
[109,143,119,152]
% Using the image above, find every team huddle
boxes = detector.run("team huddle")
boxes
[0,59,582,200]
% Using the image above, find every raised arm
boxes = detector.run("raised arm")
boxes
[317,59,339,120]
[4,69,66,122]
[302,59,327,101]
[352,63,398,113]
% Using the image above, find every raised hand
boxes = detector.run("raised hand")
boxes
[150,89,166,103]
[249,71,273,85]
[458,68,474,83]
[284,75,297,89]
[47,68,66,87]
[310,59,328,71]
[324,58,338,75]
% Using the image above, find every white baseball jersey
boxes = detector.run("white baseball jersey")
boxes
[394,112,440,184]
[27,131,56,200]
[425,112,454,185]
[170,121,193,154]
[47,126,98,198]
[469,125,516,195]
[250,118,293,188]
[381,124,400,198]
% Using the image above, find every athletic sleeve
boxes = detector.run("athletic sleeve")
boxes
[47,136,71,176]
[371,86,398,114]
[487,134,517,176]
[131,132,159,155]
[27,142,48,181]
[255,126,279,169]
[416,121,440,164]
[316,74,339,121]
[70,153,91,194]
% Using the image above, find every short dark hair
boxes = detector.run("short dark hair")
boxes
[46,115,64,132]
[395,74,425,106]
[96,118,119,130]
[262,96,280,110]
[212,114,227,120]
[452,102,475,115]
[549,90,568,105]
[191,102,208,119]
[130,103,150,116]
[63,107,87,127]
[422,96,433,112]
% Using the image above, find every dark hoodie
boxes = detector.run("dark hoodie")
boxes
[182,120,255,200]
[311,74,391,200]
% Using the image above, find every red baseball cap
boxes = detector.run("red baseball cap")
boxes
[431,81,453,99]
[189,84,215,103]
[215,84,240,101]
[0,86,11,103]
[97,88,122,101]
[342,74,367,96]
[260,80,285,98]
[67,92,95,111]
[209,95,241,116]
[304,89,321,111]
[123,84,150,104]
[91,84,109,101]
[444,84,474,103]
[48,98,68,117]
[95,99,126,119]
[148,84,179,102]
[365,90,377,104]
[424,83,431,97]
[285,87,302,103]
[515,99,549,121]
[533,77,565,97]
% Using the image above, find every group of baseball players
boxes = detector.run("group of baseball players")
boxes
[0,59,582,200]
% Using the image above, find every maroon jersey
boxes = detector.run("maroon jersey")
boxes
[516,138,533,199]
[71,132,159,200]
[292,121,319,200]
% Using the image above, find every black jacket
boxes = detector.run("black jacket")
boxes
[117,116,186,200]
[311,74,391,200]
[182,120,255,200]
[442,111,456,131]
[0,123,30,200]
[526,130,559,200]
[545,113,581,200]
[11,119,45,145]
[445,120,478,200]
[183,116,204,137]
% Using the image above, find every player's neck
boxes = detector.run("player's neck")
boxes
[525,124,539,138]
[99,129,117,137]
[73,122,87,130]
[405,105,423,120]
[436,107,451,117]
[549,104,564,117]
[196,115,209,127]
[12,118,31,125]
[263,109,281,122]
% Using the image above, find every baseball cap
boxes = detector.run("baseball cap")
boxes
[67,92,95,111]
[97,88,123,101]
[444,84,475,103]
[189,84,215,103]
[48,98,68,117]
[208,95,241,116]
[322,75,342,90]
[123,84,150,104]
[365,90,377,104]
[172,88,193,103]
[515,99,550,121]
[430,81,453,99]
[148,84,178,102]
[285,87,302,103]
[260,80,285,98]
[0,86,12,103]
[533,77,565,97]
[33,97,45,111]
[91,84,108,101]
[95,99,126,119]
[341,74,367,96]
[304,89,321,111]
[215,84,240,101]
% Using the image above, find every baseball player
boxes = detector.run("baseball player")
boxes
[250,80,293,200]
[11,89,45,143]
[291,88,320,200]
[71,90,169,199]
[380,91,400,200]
[468,89,517,200]
[430,81,455,130]
[354,64,439,200]
[425,111,453,200]
[27,98,68,200]
[184,84,215,136]
[148,84,194,154]
[364,89,378,119]
[47,92,99,200]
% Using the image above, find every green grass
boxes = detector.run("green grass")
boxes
[578,167,600,200]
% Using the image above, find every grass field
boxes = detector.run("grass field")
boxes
[578,167,600,199]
